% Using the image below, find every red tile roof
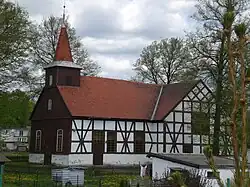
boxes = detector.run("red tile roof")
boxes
[57,76,199,121]
[55,26,73,62]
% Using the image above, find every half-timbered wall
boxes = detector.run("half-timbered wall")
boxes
[51,81,230,166]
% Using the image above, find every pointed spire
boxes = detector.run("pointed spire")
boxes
[54,0,73,62]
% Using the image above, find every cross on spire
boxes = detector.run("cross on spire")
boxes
[62,0,66,27]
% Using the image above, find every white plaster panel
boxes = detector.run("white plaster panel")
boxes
[176,135,182,143]
[51,155,69,166]
[135,122,144,131]
[176,145,182,153]
[175,124,181,131]
[165,113,173,121]
[166,134,171,142]
[71,131,79,141]
[158,134,163,142]
[188,92,194,99]
[85,143,91,152]
[93,120,103,130]
[117,143,123,152]
[193,135,200,143]
[184,123,191,133]
[117,132,125,141]
[193,146,201,154]
[147,123,157,132]
[71,143,78,152]
[83,120,92,129]
[184,135,191,143]
[167,123,173,132]
[128,143,133,152]
[84,131,92,141]
[29,153,44,164]
[103,154,150,165]
[183,101,191,111]
[69,154,93,165]
[105,120,115,130]
[128,133,133,141]
[175,112,182,122]
[197,92,204,100]
[197,82,204,89]
[151,133,157,142]
[158,144,163,153]
[127,122,134,131]
[166,145,172,153]
[145,143,151,152]
[73,120,81,129]
[118,121,125,131]
[184,113,191,123]
[151,144,157,152]
[145,133,151,142]
[175,103,182,111]
[158,123,163,132]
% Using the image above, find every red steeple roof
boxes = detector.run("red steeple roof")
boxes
[55,25,73,62]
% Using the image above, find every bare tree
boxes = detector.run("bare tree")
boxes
[132,38,191,84]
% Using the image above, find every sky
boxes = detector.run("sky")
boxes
[14,0,198,80]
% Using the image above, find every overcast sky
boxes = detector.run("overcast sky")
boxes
[14,0,197,80]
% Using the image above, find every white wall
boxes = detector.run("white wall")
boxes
[29,153,44,164]
[151,157,234,187]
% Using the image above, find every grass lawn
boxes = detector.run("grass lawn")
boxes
[3,161,140,187]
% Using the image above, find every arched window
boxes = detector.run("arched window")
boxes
[56,129,63,152]
[49,75,53,86]
[48,99,52,110]
[35,130,42,152]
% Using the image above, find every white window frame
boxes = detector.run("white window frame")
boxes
[35,130,42,152]
[48,99,52,110]
[49,75,53,86]
[56,129,63,152]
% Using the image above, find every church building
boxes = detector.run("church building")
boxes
[28,22,229,166]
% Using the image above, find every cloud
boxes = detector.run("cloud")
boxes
[15,0,197,80]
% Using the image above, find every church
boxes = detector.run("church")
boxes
[28,21,228,166]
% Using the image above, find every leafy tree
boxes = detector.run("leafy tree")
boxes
[132,38,191,84]
[186,0,249,156]
[0,90,34,129]
[0,1,32,90]
[27,16,101,97]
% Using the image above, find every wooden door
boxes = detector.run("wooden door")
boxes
[92,130,105,165]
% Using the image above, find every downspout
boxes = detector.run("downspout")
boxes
[151,85,164,120]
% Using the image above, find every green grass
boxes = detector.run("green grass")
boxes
[3,161,140,187]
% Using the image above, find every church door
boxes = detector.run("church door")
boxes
[92,130,105,165]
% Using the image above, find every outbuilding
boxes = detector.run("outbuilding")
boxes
[147,153,240,187]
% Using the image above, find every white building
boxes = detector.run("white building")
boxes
[147,153,238,187]
[0,128,29,151]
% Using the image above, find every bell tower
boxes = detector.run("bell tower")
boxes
[44,3,81,88]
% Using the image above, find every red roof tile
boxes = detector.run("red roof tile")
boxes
[55,26,73,62]
[57,76,199,121]
[154,81,198,120]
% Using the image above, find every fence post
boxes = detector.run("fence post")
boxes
[226,178,230,187]
[77,175,79,187]
[0,165,3,187]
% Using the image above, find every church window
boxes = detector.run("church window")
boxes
[48,99,52,110]
[35,130,42,152]
[134,131,145,153]
[107,131,116,153]
[56,129,63,152]
[49,75,53,86]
